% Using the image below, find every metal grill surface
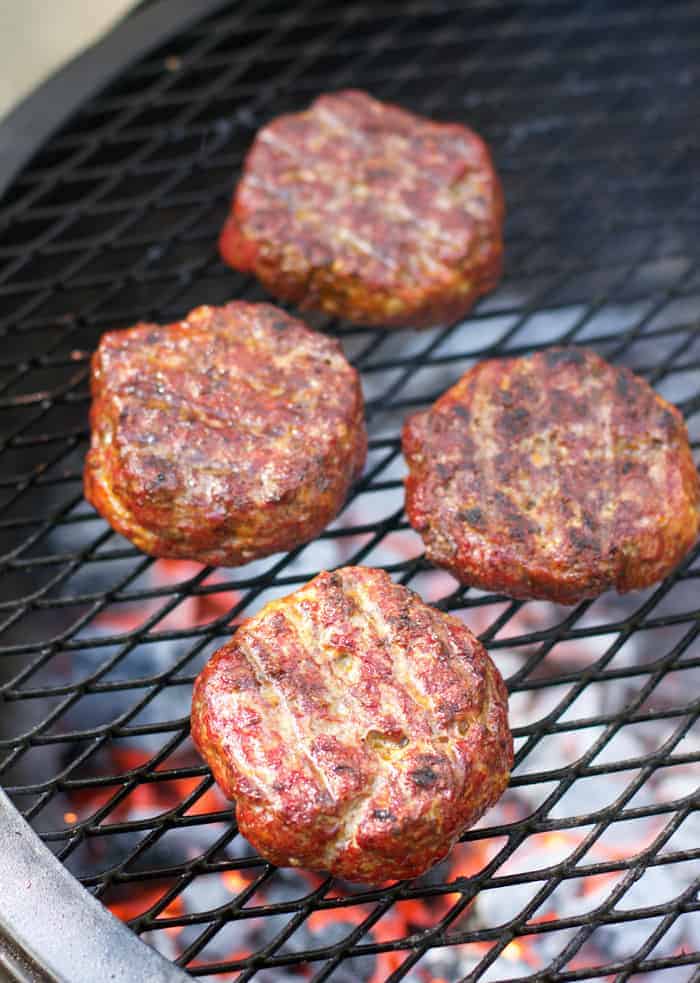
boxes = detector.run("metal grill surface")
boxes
[0,1,699,980]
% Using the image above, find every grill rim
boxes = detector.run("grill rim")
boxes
[0,788,188,982]
[0,4,234,980]
[0,0,232,200]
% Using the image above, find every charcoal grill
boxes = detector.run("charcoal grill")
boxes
[0,0,699,980]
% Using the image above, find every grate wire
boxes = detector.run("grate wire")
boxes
[1,1,699,981]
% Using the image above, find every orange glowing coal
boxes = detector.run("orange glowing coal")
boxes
[107,886,184,936]
[66,558,680,980]
[541,831,573,852]
[441,838,504,911]
[187,948,252,975]
[93,558,241,636]
[502,937,540,968]
[65,745,229,825]
[307,904,406,982]
[76,746,663,979]
[221,869,249,894]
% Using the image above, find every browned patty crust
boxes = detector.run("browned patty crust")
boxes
[403,347,700,604]
[84,302,366,566]
[191,566,512,882]
[219,90,504,328]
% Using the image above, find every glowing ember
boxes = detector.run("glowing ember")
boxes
[93,560,242,636]
[541,831,574,852]
[221,869,249,894]
[48,556,697,980]
[306,905,407,982]
[502,937,540,968]
[107,887,184,931]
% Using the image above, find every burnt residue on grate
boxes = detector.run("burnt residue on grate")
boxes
[1,0,700,981]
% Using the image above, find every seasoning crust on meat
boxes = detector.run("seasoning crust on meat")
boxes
[403,347,700,603]
[220,90,504,328]
[84,302,366,566]
[191,567,512,882]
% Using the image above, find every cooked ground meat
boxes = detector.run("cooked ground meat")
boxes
[403,346,700,604]
[84,302,366,565]
[191,566,512,883]
[219,90,504,328]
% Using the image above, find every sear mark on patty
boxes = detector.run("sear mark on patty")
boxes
[402,345,700,603]
[219,90,504,328]
[191,566,512,883]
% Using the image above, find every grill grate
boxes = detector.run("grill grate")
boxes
[1,0,700,980]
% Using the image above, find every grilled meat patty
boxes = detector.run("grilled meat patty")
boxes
[191,566,512,882]
[403,347,700,604]
[84,302,366,566]
[219,90,504,328]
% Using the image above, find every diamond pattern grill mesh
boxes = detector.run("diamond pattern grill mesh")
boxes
[0,1,699,980]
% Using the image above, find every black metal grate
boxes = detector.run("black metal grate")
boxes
[1,0,700,980]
